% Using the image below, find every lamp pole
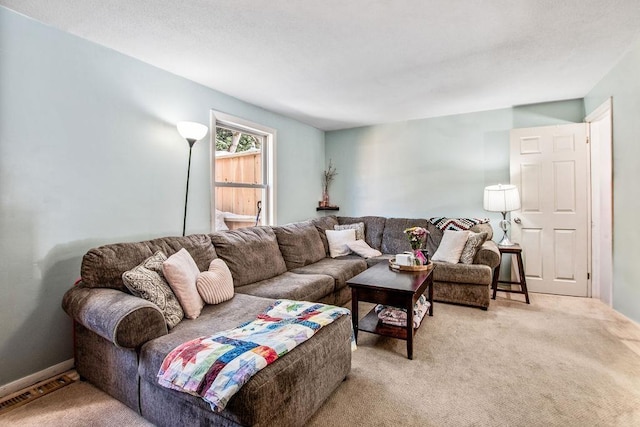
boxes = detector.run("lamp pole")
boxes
[176,121,208,237]
[182,138,196,237]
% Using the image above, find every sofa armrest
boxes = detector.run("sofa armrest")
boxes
[62,284,168,348]
[474,240,500,269]
[433,262,493,285]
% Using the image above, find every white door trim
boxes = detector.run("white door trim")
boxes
[585,98,613,306]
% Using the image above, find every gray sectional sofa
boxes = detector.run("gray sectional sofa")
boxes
[314,215,500,310]
[62,215,499,426]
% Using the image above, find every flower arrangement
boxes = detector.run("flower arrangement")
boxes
[404,226,428,250]
[404,226,430,265]
[321,159,338,206]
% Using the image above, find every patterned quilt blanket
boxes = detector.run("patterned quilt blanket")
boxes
[157,299,353,412]
[429,217,490,231]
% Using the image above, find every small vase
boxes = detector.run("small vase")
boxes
[414,249,427,265]
[322,191,330,207]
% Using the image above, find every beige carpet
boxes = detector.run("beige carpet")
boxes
[3,294,640,426]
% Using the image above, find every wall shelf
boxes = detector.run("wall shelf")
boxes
[316,206,339,211]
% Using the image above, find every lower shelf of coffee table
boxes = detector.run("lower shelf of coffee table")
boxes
[358,308,420,341]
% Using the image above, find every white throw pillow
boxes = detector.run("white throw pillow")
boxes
[432,230,470,264]
[346,239,382,259]
[326,229,356,258]
[334,222,365,241]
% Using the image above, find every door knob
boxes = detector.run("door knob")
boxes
[513,217,522,224]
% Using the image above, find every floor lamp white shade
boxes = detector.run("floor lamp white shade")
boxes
[177,121,209,236]
[177,121,208,144]
[483,184,521,246]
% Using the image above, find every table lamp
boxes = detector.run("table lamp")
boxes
[483,184,521,246]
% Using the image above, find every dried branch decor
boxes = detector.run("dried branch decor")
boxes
[322,159,338,194]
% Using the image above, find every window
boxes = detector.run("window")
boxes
[210,111,276,231]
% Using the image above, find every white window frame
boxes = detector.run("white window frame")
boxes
[210,110,276,230]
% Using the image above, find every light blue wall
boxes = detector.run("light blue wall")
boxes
[584,41,640,324]
[325,100,585,228]
[0,7,324,385]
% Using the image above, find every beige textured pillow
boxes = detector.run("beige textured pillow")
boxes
[122,251,184,329]
[162,248,204,319]
[197,259,234,305]
[459,232,488,264]
[326,229,356,258]
[346,239,382,259]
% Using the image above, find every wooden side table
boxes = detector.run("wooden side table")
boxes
[492,244,530,304]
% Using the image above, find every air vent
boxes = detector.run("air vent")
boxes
[0,374,75,415]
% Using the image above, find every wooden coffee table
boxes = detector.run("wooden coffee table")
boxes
[347,262,434,359]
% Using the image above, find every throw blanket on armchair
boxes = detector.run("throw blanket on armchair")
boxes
[429,217,490,231]
[157,300,352,412]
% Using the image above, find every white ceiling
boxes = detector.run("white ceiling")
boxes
[3,0,640,130]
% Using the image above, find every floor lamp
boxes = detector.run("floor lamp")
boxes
[177,121,208,236]
[483,184,521,246]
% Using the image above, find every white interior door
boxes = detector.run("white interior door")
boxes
[510,124,589,296]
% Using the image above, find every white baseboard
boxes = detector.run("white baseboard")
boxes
[0,359,75,398]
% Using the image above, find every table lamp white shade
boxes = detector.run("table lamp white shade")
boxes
[177,121,208,144]
[483,184,521,212]
[483,184,521,246]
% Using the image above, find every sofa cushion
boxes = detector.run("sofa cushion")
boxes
[365,254,394,268]
[273,222,326,269]
[426,222,441,256]
[292,258,367,291]
[139,293,275,386]
[81,234,217,292]
[381,218,430,254]
[209,227,287,287]
[310,215,339,255]
[121,251,184,329]
[138,292,352,426]
[338,216,386,250]
[235,272,334,302]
